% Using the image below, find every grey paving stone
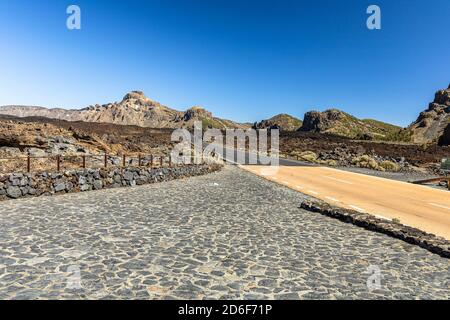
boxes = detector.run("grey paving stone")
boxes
[0,165,448,300]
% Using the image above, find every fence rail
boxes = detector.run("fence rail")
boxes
[0,153,193,174]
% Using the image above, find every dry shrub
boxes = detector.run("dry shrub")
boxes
[379,160,400,172]
[351,155,383,171]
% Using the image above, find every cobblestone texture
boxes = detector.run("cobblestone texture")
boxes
[0,165,449,300]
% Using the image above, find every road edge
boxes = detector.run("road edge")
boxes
[301,200,450,259]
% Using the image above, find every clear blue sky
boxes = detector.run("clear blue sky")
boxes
[1,0,449,126]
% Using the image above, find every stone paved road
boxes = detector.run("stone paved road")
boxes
[0,166,449,300]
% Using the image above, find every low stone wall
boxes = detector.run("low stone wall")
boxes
[301,200,450,259]
[0,164,222,201]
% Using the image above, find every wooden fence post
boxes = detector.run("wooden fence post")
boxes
[150,155,153,167]
[169,155,172,167]
[82,155,86,169]
[138,154,142,167]
[56,155,61,172]
[27,156,31,173]
[122,155,126,167]
[160,156,163,167]
[104,154,107,168]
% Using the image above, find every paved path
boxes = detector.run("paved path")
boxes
[242,165,450,240]
[0,166,448,300]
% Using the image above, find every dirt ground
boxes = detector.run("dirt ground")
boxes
[0,115,175,153]
[1,115,449,174]
[280,131,450,166]
[0,115,176,173]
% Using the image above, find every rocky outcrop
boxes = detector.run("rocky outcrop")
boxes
[299,109,406,141]
[0,91,247,129]
[409,84,450,144]
[300,109,344,132]
[182,106,213,121]
[438,123,450,146]
[0,164,222,201]
[301,200,450,258]
[253,114,302,131]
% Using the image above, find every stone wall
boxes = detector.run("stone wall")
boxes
[0,164,222,201]
[301,200,450,259]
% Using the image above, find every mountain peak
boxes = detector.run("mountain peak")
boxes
[0,92,247,130]
[123,90,145,100]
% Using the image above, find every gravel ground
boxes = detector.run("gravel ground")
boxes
[0,165,448,300]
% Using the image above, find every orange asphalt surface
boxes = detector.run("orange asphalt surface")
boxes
[241,165,450,240]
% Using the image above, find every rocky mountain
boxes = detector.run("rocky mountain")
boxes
[409,84,450,144]
[253,114,302,131]
[298,109,408,141]
[0,91,247,130]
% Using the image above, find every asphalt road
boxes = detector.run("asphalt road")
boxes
[212,145,450,240]
[242,165,450,240]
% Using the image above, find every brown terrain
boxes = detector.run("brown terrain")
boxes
[280,131,450,173]
[0,115,174,173]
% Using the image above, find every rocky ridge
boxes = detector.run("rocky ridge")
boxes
[0,91,247,130]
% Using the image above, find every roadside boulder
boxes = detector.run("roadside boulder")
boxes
[6,186,22,198]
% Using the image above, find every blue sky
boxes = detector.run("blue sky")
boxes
[0,0,449,126]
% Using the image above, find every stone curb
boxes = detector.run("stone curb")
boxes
[300,200,450,259]
[0,164,223,202]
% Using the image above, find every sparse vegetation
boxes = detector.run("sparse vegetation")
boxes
[381,128,413,143]
[379,160,400,172]
[201,118,225,129]
[352,155,382,171]
[289,151,337,166]
[322,159,338,166]
[351,155,401,172]
[299,151,318,162]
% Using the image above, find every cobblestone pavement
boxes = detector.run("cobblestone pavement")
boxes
[0,165,448,300]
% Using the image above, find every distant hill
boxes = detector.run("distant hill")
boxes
[3,86,450,145]
[0,91,248,130]
[409,84,450,144]
[298,109,410,141]
[253,114,302,131]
